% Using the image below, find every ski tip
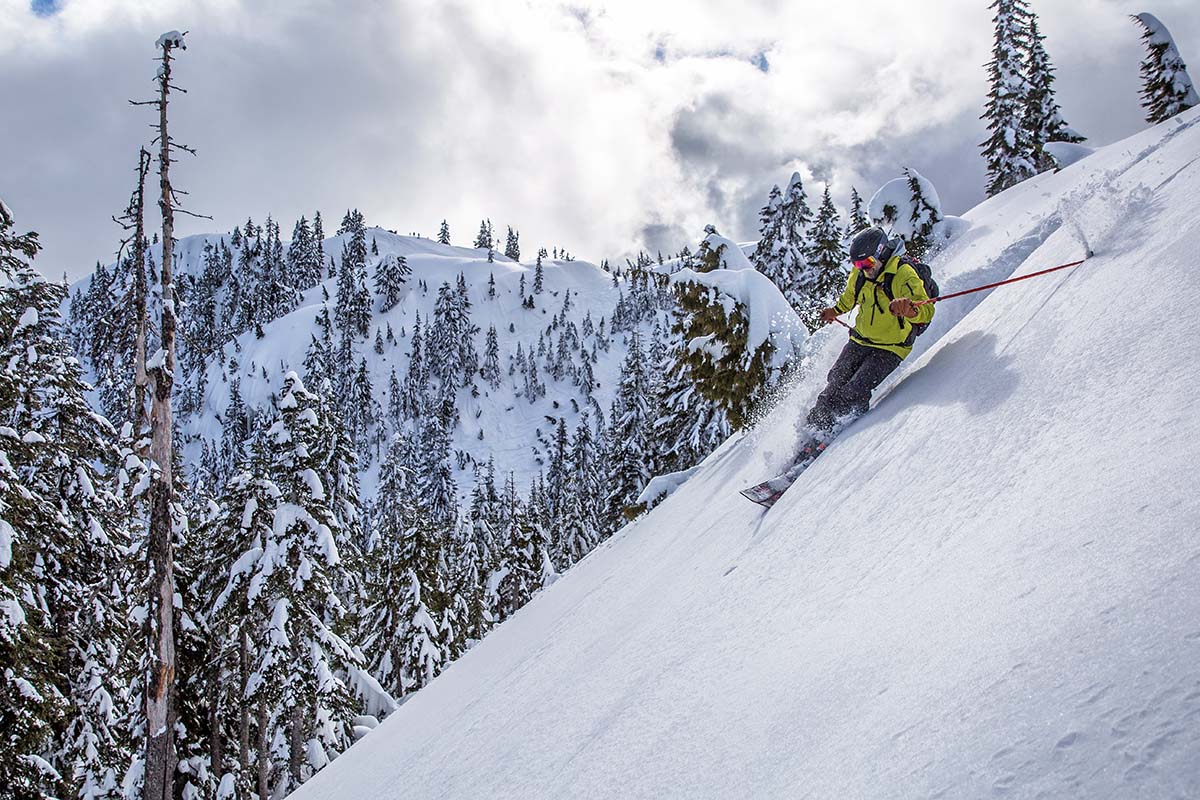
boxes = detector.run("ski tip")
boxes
[739,489,779,510]
[738,490,772,509]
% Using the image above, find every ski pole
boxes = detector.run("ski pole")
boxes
[914,255,1091,306]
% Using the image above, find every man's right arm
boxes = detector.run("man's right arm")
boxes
[833,271,857,314]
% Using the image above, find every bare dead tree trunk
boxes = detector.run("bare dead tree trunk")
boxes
[143,33,184,800]
[131,148,152,447]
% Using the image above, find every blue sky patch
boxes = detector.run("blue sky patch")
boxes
[31,0,62,17]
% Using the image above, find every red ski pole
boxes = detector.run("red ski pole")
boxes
[824,254,1090,327]
[915,256,1091,306]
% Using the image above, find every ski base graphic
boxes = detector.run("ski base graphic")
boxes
[739,440,828,509]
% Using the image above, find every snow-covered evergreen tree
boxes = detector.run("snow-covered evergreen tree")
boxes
[417,417,458,530]
[670,227,781,432]
[303,301,336,391]
[311,211,326,281]
[903,168,943,259]
[373,253,411,313]
[365,419,457,695]
[504,226,520,261]
[652,297,729,480]
[0,211,132,798]
[193,440,276,798]
[80,199,153,426]
[754,184,783,263]
[544,418,570,539]
[480,325,502,390]
[799,185,847,331]
[869,168,944,260]
[493,473,554,622]
[1132,13,1199,124]
[427,283,464,425]
[261,216,301,322]
[424,278,478,422]
[391,564,443,697]
[558,412,603,566]
[386,368,402,429]
[346,358,381,464]
[981,0,1037,196]
[400,312,427,420]
[288,215,323,291]
[752,172,813,311]
[1023,13,1084,172]
[335,214,372,339]
[844,186,869,238]
[473,220,493,251]
[467,461,502,629]
[454,273,480,383]
[603,329,655,526]
[336,209,364,237]
[201,373,368,794]
[227,221,263,333]
[443,515,490,652]
[437,220,450,246]
[361,432,432,698]
[221,377,251,471]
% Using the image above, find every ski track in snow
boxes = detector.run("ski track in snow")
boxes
[288,109,1200,799]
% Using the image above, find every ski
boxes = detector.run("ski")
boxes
[739,439,828,509]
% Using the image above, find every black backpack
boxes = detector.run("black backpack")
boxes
[853,256,940,343]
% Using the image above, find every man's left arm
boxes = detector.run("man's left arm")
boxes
[892,268,935,324]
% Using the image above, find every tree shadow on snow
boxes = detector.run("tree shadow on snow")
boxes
[869,330,1021,422]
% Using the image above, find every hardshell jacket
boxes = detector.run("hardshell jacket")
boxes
[833,255,935,359]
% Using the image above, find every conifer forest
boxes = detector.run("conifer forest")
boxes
[2,2,1196,799]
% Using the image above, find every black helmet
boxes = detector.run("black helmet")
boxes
[848,227,891,264]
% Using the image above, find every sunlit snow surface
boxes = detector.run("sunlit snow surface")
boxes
[302,109,1200,799]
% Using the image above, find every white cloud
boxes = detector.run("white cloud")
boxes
[1,0,1196,277]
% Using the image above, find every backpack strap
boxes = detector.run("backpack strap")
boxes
[853,268,892,313]
[878,271,897,303]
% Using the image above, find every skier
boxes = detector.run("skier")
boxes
[806,227,935,434]
[741,227,937,506]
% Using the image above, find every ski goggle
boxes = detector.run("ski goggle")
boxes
[851,256,877,271]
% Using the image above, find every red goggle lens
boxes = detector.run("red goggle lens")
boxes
[852,257,876,270]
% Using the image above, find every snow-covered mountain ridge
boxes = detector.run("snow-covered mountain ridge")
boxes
[73,224,675,499]
[291,109,1200,799]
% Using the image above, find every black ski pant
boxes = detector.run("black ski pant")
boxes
[805,340,902,434]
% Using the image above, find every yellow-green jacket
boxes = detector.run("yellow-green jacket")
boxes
[833,255,935,359]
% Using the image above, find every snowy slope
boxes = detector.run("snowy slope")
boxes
[292,109,1200,799]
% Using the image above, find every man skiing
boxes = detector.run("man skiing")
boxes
[740,227,935,507]
[806,226,935,434]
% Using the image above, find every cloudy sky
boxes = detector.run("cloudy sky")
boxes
[3,0,1197,280]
